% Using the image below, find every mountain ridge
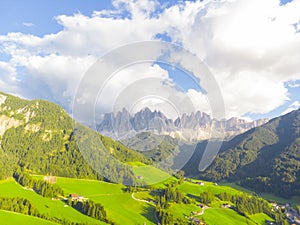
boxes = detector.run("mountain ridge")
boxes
[97,107,268,141]
[0,92,149,184]
[197,108,300,197]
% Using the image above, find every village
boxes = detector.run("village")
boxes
[191,180,300,225]
[269,202,300,225]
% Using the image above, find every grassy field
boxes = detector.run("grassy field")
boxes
[169,203,200,219]
[200,208,256,225]
[56,177,156,225]
[131,164,174,185]
[0,179,104,225]
[53,176,277,225]
[222,181,300,205]
[178,180,244,197]
[0,210,59,225]
[0,175,282,225]
[250,213,274,225]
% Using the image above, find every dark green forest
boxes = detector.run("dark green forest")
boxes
[198,109,300,197]
[0,92,149,184]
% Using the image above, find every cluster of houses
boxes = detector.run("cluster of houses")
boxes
[271,203,300,224]
[185,204,209,224]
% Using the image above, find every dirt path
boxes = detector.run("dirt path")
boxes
[131,193,150,203]
[131,193,159,224]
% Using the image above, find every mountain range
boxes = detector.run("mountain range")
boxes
[97,107,268,141]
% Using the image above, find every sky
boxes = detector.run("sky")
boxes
[0,0,299,122]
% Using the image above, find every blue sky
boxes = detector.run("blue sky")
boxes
[0,0,299,121]
[0,0,113,36]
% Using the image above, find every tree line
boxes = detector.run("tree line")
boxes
[0,196,96,225]
[154,182,192,225]
[71,199,116,224]
[13,171,64,198]
[216,192,289,225]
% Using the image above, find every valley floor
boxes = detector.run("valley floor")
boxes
[0,175,280,225]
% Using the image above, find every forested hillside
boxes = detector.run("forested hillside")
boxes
[199,109,300,197]
[0,92,149,183]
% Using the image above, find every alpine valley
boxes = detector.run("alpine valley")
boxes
[1,92,300,225]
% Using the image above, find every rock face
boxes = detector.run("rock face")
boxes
[0,115,23,136]
[97,107,269,141]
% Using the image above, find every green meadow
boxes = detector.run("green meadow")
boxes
[0,210,59,225]
[177,180,274,224]
[250,213,274,225]
[56,177,156,225]
[0,179,104,225]
[222,181,300,205]
[200,208,256,225]
[178,179,244,196]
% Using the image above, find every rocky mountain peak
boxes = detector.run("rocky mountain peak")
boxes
[97,108,269,141]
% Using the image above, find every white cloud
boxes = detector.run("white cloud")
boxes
[0,0,300,119]
[0,61,20,94]
[281,101,300,115]
[94,63,209,120]
[165,0,300,118]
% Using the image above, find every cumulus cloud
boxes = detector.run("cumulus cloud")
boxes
[0,0,299,120]
[0,61,20,94]
[94,63,210,120]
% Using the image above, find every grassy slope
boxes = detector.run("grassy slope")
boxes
[56,177,156,225]
[0,210,59,225]
[132,165,172,185]
[250,213,274,225]
[178,180,244,196]
[177,180,274,224]
[127,162,177,187]
[0,179,104,225]
[201,208,255,225]
[222,181,300,205]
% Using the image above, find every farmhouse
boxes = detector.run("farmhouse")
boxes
[195,181,205,186]
[69,193,88,202]
[221,203,231,209]
[192,211,203,216]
